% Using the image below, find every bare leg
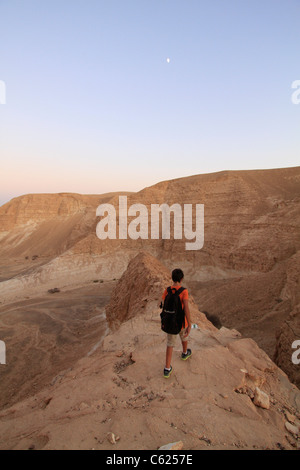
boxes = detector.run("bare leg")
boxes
[182,340,188,354]
[165,346,173,369]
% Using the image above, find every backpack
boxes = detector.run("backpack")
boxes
[160,286,186,335]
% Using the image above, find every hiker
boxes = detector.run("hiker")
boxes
[160,268,192,378]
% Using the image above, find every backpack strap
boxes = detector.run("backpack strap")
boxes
[168,286,185,295]
[176,287,185,295]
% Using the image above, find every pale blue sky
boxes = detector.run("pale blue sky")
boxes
[0,0,299,206]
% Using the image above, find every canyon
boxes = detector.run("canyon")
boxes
[0,167,299,449]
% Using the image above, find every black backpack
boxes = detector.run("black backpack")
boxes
[160,287,186,335]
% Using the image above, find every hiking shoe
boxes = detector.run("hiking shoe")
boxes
[181,349,192,361]
[163,366,173,378]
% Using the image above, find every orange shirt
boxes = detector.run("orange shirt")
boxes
[162,286,189,329]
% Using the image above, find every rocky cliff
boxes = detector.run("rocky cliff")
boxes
[0,252,299,450]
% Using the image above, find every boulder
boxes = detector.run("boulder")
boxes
[253,387,270,410]
[158,441,184,451]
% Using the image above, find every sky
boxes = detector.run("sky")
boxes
[0,0,299,206]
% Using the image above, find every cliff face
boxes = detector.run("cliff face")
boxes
[121,167,300,273]
[0,192,129,259]
[0,252,299,450]
[0,167,299,388]
[0,193,92,230]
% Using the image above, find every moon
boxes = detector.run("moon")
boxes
[166,58,170,63]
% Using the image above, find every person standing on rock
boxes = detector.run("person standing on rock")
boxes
[161,268,192,378]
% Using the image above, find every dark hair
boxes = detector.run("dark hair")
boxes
[172,268,184,283]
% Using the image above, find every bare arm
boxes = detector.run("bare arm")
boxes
[183,298,192,336]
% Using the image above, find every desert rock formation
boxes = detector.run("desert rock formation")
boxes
[0,167,299,389]
[0,252,299,450]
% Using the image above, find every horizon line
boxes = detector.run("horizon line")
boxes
[1,164,300,208]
